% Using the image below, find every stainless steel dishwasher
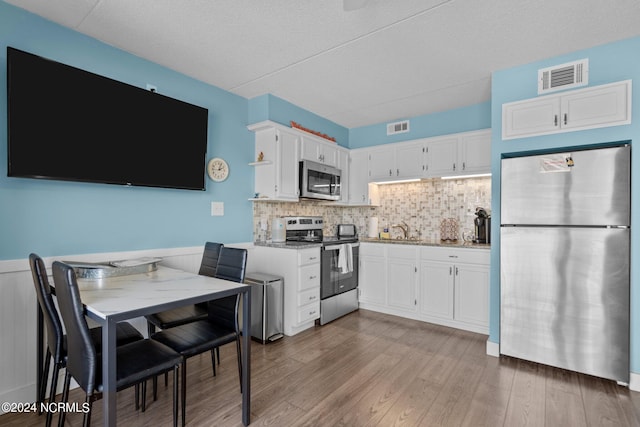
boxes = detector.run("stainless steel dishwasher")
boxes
[244,272,284,343]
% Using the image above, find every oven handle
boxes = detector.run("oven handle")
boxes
[323,242,360,251]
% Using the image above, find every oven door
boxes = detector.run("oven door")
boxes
[321,243,359,299]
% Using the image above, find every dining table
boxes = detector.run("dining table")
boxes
[37,264,251,427]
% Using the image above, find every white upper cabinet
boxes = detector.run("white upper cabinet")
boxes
[348,149,379,206]
[368,145,396,181]
[249,123,300,201]
[502,80,631,140]
[457,130,492,174]
[395,141,426,178]
[300,135,340,168]
[425,136,459,177]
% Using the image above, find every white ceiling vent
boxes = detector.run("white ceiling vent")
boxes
[387,120,410,136]
[538,59,588,94]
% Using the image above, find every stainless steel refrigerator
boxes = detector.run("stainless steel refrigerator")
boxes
[500,145,630,383]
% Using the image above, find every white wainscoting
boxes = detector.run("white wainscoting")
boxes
[0,245,223,412]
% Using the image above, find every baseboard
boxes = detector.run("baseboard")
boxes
[629,372,640,391]
[486,339,499,357]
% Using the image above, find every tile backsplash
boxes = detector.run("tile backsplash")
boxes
[252,177,491,242]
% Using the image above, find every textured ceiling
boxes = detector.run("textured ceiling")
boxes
[6,0,640,128]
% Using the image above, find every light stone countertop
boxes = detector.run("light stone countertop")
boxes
[359,237,490,249]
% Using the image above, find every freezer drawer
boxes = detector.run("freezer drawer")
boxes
[501,145,630,226]
[500,226,629,382]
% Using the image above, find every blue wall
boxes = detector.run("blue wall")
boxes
[248,94,349,147]
[0,2,258,259]
[349,102,491,149]
[490,36,640,374]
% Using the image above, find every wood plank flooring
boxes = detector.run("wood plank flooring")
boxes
[3,309,640,426]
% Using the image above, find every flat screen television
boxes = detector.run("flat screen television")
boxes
[7,47,209,190]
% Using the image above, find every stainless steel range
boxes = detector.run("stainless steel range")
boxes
[284,217,359,325]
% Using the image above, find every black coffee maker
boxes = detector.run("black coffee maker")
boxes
[473,207,491,244]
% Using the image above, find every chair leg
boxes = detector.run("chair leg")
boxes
[173,366,179,427]
[210,349,216,377]
[58,371,71,427]
[141,380,147,412]
[236,338,242,394]
[181,361,187,427]
[46,362,61,427]
[82,395,93,427]
[39,349,51,415]
[135,383,140,410]
[216,347,221,365]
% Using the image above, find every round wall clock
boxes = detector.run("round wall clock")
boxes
[207,157,229,182]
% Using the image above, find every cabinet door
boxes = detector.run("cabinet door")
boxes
[453,263,489,328]
[369,146,395,181]
[319,143,339,168]
[387,256,416,311]
[502,96,560,140]
[276,130,299,200]
[419,260,454,319]
[426,137,458,177]
[359,255,386,305]
[561,80,631,131]
[395,142,425,178]
[458,131,491,174]
[348,150,367,204]
[299,136,319,163]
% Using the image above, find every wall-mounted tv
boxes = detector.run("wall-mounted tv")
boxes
[7,47,209,190]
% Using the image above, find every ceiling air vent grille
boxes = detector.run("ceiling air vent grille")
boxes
[538,59,588,94]
[387,120,410,136]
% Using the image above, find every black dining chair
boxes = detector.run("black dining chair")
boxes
[145,242,223,337]
[52,261,183,427]
[150,246,247,426]
[29,253,144,427]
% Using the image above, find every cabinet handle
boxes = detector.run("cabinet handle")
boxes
[309,295,317,301]
[309,275,317,280]
[309,310,316,316]
[564,113,568,125]
[448,255,458,258]
[309,256,317,260]
[449,266,453,275]
[554,115,558,126]
[453,163,456,171]
[455,267,459,276]
[462,162,466,170]
[389,169,392,176]
[397,168,399,176]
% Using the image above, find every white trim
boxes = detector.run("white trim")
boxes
[486,339,499,357]
[629,372,640,392]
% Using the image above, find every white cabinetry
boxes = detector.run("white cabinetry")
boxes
[358,243,489,334]
[300,135,340,168]
[368,145,396,181]
[419,246,489,333]
[395,142,426,179]
[248,246,320,336]
[348,149,379,206]
[249,123,299,201]
[386,245,417,312]
[502,80,631,140]
[358,243,386,306]
[426,136,459,177]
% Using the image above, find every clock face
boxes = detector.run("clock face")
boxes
[207,158,229,182]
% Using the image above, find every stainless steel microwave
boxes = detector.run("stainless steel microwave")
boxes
[299,160,341,201]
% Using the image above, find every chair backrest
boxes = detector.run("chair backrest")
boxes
[209,247,247,330]
[29,253,64,361]
[198,242,223,277]
[52,261,98,394]
[214,247,247,284]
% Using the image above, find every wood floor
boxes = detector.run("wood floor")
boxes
[3,309,640,426]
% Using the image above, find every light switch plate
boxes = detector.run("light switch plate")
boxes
[211,201,224,216]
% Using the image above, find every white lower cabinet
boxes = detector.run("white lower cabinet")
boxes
[247,245,320,336]
[358,242,489,334]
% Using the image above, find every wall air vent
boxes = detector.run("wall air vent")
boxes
[538,59,588,94]
[387,120,410,136]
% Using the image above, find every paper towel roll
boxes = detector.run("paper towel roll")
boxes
[367,217,379,238]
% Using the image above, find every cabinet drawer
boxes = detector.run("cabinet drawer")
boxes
[298,248,321,265]
[297,302,320,324]
[360,243,386,257]
[299,264,320,291]
[298,288,320,306]
[420,247,490,265]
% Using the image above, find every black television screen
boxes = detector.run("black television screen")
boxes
[7,47,208,190]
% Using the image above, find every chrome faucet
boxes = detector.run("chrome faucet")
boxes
[392,221,409,239]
